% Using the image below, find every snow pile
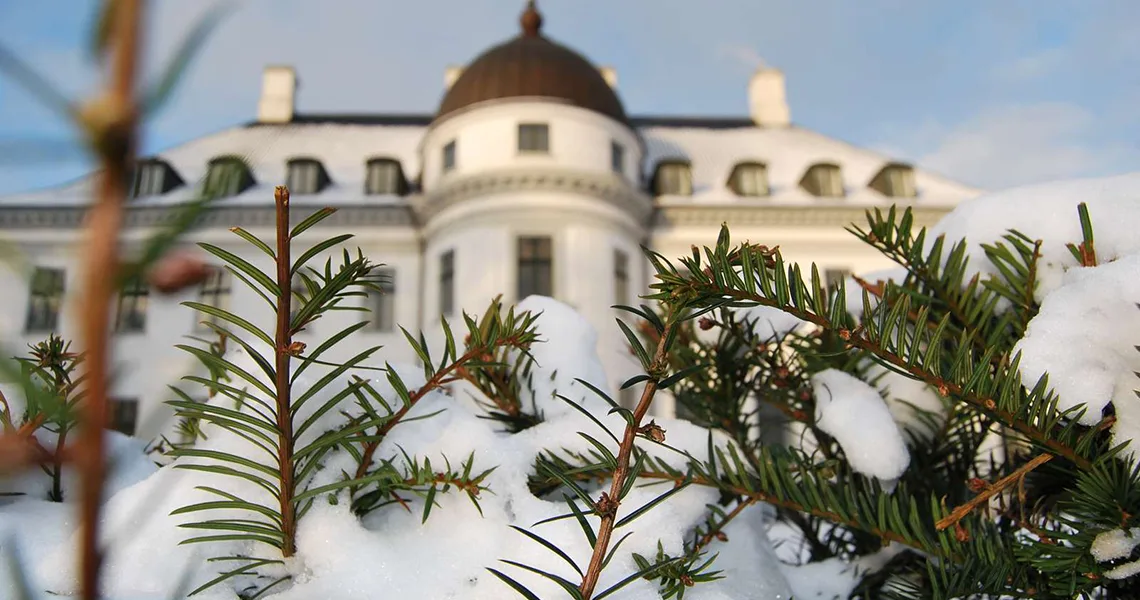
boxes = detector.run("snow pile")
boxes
[811,369,910,483]
[0,296,792,600]
[1013,256,1140,457]
[930,172,1140,303]
[1090,527,1140,580]
[927,173,1140,462]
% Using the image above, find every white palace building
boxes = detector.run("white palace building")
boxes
[0,3,980,439]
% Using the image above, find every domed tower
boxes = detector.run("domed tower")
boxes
[414,1,652,408]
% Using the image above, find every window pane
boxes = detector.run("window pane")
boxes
[288,162,321,195]
[824,268,850,289]
[369,269,396,332]
[443,141,457,173]
[611,142,624,174]
[657,164,692,195]
[366,161,400,195]
[115,276,148,333]
[440,250,455,315]
[518,237,553,299]
[196,268,231,331]
[519,124,549,153]
[735,164,768,196]
[109,398,138,436]
[25,267,64,332]
[614,249,629,306]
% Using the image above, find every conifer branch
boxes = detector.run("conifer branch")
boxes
[578,314,680,600]
[272,186,298,557]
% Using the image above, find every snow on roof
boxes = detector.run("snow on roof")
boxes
[642,125,981,206]
[0,117,981,208]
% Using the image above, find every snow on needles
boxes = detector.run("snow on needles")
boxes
[811,369,911,483]
[931,173,1140,463]
[1,296,793,600]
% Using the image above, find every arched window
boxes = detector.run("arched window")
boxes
[286,158,330,195]
[364,158,406,195]
[800,163,844,198]
[728,162,769,197]
[869,163,917,198]
[129,158,183,198]
[653,161,693,196]
[203,156,255,198]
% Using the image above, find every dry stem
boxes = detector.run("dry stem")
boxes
[273,186,297,556]
[578,320,675,599]
[76,1,143,597]
[935,453,1053,531]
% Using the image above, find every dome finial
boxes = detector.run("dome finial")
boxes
[520,0,543,37]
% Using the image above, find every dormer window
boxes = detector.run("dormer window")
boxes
[518,123,550,153]
[129,158,183,198]
[870,163,917,198]
[728,162,769,197]
[442,140,457,173]
[611,141,625,175]
[203,156,255,198]
[800,163,844,198]
[653,162,693,196]
[365,158,406,195]
[286,158,330,195]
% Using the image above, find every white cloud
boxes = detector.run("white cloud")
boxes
[875,102,1140,191]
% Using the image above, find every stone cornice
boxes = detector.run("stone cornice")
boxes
[0,203,414,231]
[414,167,653,225]
[653,203,952,228]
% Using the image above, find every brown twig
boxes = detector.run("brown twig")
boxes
[272,186,298,557]
[76,1,143,598]
[578,318,676,600]
[935,453,1053,532]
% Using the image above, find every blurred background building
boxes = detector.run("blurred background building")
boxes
[0,2,979,438]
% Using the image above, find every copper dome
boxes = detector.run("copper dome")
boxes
[435,2,627,125]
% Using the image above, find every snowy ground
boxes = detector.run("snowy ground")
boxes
[4,172,1140,597]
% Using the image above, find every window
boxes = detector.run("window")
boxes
[825,268,851,290]
[442,140,457,173]
[654,162,693,196]
[440,250,455,316]
[611,141,625,175]
[800,163,844,198]
[368,268,396,332]
[619,386,639,410]
[614,249,629,306]
[129,159,182,198]
[286,158,329,195]
[195,268,231,331]
[518,123,549,153]
[729,162,769,197]
[870,163,917,198]
[517,236,553,300]
[25,267,64,333]
[365,158,404,195]
[203,156,255,198]
[108,398,138,436]
[289,273,307,325]
[114,276,148,333]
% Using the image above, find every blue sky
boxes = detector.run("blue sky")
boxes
[0,0,1137,195]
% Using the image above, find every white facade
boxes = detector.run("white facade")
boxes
[0,22,981,440]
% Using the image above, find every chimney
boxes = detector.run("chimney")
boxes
[444,66,464,89]
[748,68,790,127]
[257,66,297,123]
[599,66,618,88]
